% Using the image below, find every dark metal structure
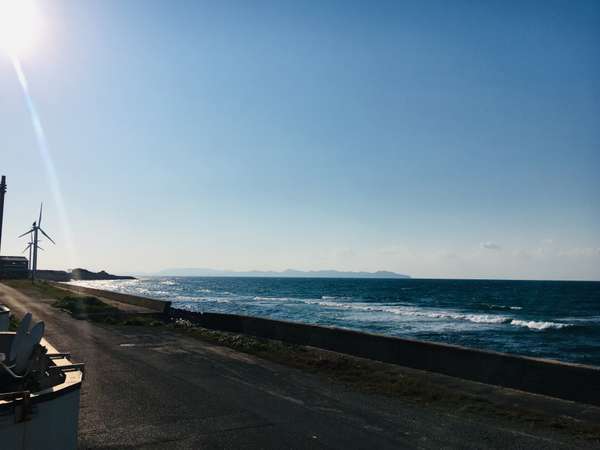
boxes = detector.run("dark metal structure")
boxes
[0,175,32,279]
[0,175,6,255]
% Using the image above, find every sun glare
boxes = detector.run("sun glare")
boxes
[0,0,42,57]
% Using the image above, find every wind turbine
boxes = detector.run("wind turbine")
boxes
[22,238,43,271]
[18,203,55,281]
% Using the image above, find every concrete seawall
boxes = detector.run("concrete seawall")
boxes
[172,308,600,407]
[51,283,171,314]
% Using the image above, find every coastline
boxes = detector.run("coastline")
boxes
[53,281,600,406]
[2,279,600,445]
[65,276,600,366]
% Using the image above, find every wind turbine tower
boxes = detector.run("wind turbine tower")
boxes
[23,238,43,271]
[25,239,33,271]
[0,175,6,255]
[19,203,55,281]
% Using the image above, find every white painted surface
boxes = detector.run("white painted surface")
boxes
[0,338,83,449]
[0,305,9,331]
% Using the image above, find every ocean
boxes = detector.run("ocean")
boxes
[68,277,600,366]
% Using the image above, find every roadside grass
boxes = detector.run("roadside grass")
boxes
[4,280,163,326]
[52,295,118,318]
[52,296,163,326]
[4,279,600,442]
[5,279,78,300]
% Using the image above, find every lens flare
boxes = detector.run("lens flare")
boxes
[0,0,42,57]
[12,57,77,267]
[1,1,76,266]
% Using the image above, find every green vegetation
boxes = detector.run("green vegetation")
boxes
[121,316,163,327]
[52,295,118,318]
[4,280,163,326]
[5,279,74,299]
[52,296,163,326]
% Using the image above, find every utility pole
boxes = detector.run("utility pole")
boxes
[0,175,6,255]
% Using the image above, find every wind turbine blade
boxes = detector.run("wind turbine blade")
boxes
[18,229,34,238]
[22,245,29,254]
[37,245,45,251]
[39,228,56,244]
[38,203,43,227]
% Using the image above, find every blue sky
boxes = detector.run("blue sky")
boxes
[0,0,599,279]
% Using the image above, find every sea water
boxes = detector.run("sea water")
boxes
[68,277,600,366]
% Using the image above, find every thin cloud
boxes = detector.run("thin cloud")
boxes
[481,242,501,250]
[558,247,600,257]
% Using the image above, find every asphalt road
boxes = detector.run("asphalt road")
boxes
[0,282,593,449]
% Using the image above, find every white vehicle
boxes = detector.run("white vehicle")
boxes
[0,313,84,449]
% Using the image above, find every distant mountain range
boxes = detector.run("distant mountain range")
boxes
[152,268,410,279]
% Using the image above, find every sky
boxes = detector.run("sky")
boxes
[0,0,599,280]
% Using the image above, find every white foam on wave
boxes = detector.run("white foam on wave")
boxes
[510,320,569,330]
[174,295,230,303]
[253,296,322,303]
[254,296,292,301]
[306,299,572,330]
[309,300,510,324]
[321,295,355,302]
[141,289,171,296]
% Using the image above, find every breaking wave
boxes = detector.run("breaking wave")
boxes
[175,295,231,304]
[305,299,571,330]
[253,296,304,302]
[509,320,569,330]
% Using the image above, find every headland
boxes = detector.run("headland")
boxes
[33,268,136,282]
